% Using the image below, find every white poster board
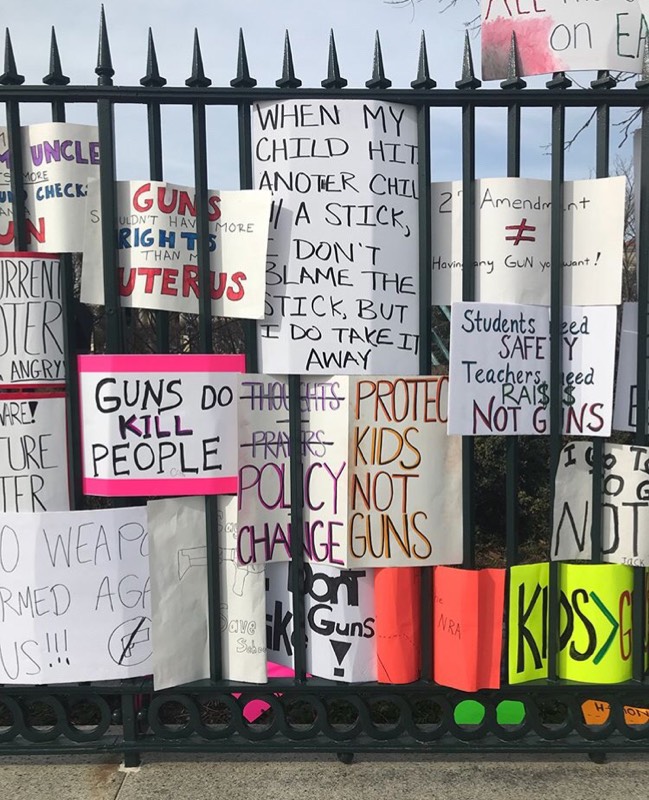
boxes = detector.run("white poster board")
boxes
[482,0,647,81]
[0,392,69,512]
[0,253,64,385]
[552,441,649,567]
[148,496,267,690]
[252,100,420,374]
[449,303,617,436]
[236,375,349,566]
[78,354,243,497]
[431,177,625,305]
[0,123,99,252]
[0,506,150,683]
[265,561,376,682]
[81,180,271,320]
[347,375,463,568]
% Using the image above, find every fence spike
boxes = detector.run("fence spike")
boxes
[638,37,649,88]
[141,28,166,87]
[366,31,391,89]
[276,30,302,88]
[546,71,572,89]
[500,32,526,89]
[591,70,616,90]
[0,28,24,85]
[411,30,436,89]
[231,28,256,88]
[95,5,114,83]
[322,29,347,89]
[43,27,69,85]
[186,28,211,88]
[456,30,480,89]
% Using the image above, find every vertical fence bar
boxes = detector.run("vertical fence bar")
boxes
[459,95,477,569]
[417,98,433,680]
[2,49,26,251]
[142,30,169,354]
[589,71,614,567]
[547,74,568,682]
[46,35,84,510]
[238,103,258,371]
[502,63,524,686]
[633,98,649,683]
[189,62,223,682]
[275,30,308,683]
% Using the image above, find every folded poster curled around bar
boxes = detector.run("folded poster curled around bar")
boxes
[552,441,649,567]
[252,99,420,375]
[0,506,149,684]
[0,123,100,252]
[0,391,70,512]
[237,374,463,568]
[613,303,646,433]
[481,0,647,81]
[0,253,64,386]
[148,496,267,690]
[431,177,625,306]
[81,180,271,320]
[433,566,506,692]
[448,302,617,437]
[508,562,636,685]
[375,567,421,684]
[78,353,244,497]
[265,561,377,682]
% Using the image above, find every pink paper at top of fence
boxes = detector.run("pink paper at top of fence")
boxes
[78,354,244,497]
[481,0,647,81]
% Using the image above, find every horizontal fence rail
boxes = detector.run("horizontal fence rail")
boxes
[0,17,646,764]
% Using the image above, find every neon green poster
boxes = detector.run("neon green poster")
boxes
[558,564,633,683]
[508,563,549,685]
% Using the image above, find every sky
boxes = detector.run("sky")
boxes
[0,0,637,187]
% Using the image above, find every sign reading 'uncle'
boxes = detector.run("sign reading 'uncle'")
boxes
[252,100,420,375]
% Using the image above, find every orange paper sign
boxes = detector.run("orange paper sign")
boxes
[375,567,421,684]
[433,566,506,691]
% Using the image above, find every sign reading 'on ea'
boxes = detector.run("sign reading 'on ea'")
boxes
[78,354,244,497]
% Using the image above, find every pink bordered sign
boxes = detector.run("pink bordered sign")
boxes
[78,354,245,497]
[0,252,65,389]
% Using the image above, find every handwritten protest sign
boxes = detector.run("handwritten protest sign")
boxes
[508,562,635,684]
[613,303,647,433]
[431,177,625,306]
[0,391,69,512]
[0,506,149,683]
[348,375,462,567]
[449,303,616,436]
[508,562,549,685]
[252,100,420,374]
[236,375,349,566]
[481,0,647,81]
[558,564,633,683]
[78,354,243,497]
[375,567,420,683]
[552,441,649,567]
[433,566,506,692]
[265,561,376,682]
[81,180,271,319]
[0,253,64,386]
[148,496,266,689]
[0,123,99,252]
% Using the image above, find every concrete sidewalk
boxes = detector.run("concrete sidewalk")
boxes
[0,752,648,800]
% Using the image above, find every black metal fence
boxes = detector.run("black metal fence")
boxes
[0,12,648,764]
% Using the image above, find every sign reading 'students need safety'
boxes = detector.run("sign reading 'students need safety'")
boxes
[78,354,244,497]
